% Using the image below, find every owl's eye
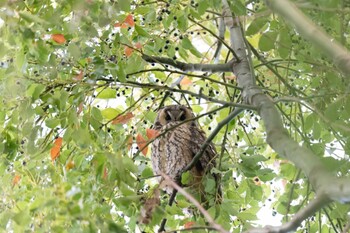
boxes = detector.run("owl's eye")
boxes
[165,113,171,121]
[179,114,186,121]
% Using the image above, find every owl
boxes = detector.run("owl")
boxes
[151,105,221,203]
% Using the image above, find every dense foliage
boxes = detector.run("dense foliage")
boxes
[0,0,349,232]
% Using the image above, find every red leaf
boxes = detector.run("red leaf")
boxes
[77,102,84,115]
[74,70,84,81]
[146,128,159,140]
[51,34,66,44]
[12,174,21,186]
[112,112,134,124]
[103,167,108,180]
[127,135,133,151]
[50,137,63,161]
[124,46,134,57]
[125,14,135,27]
[65,160,75,170]
[135,42,143,49]
[114,22,122,27]
[114,22,128,28]
[184,221,195,229]
[180,77,192,85]
[114,15,134,28]
[136,133,148,156]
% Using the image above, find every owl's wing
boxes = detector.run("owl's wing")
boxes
[189,124,222,202]
[189,125,217,173]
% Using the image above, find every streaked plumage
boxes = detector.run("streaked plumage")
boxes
[151,105,221,203]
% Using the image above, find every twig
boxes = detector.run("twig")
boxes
[127,68,242,90]
[213,15,226,63]
[161,173,230,233]
[187,17,239,61]
[142,54,234,73]
[158,190,178,233]
[123,80,254,110]
[165,226,219,232]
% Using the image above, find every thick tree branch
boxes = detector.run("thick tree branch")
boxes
[142,54,235,73]
[265,0,350,77]
[223,0,350,203]
[161,173,229,233]
[222,0,350,230]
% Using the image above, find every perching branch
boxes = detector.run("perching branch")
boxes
[183,108,244,173]
[161,173,230,233]
[264,0,350,77]
[142,54,235,73]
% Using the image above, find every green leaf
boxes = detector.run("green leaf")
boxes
[181,171,191,185]
[72,127,91,149]
[135,25,150,37]
[91,107,103,121]
[204,178,215,193]
[197,0,209,15]
[26,83,45,100]
[19,11,48,24]
[324,101,341,121]
[119,0,130,11]
[68,43,81,60]
[13,209,31,225]
[246,17,269,36]
[278,28,292,58]
[45,118,60,128]
[181,37,202,57]
[96,87,117,99]
[101,108,120,120]
[177,14,188,32]
[259,31,277,52]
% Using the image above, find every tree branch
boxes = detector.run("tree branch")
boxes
[244,195,330,233]
[142,54,235,73]
[122,80,254,110]
[161,173,229,233]
[264,0,350,77]
[223,0,350,203]
[222,0,350,229]
[188,17,239,61]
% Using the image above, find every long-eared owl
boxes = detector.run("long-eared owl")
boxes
[151,105,221,202]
